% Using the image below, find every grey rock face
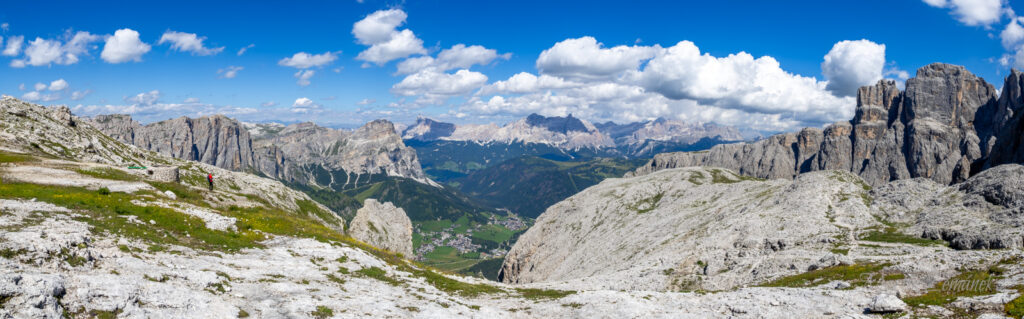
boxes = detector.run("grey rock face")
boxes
[502,164,1024,291]
[981,69,1024,169]
[251,120,434,187]
[90,114,255,171]
[90,114,434,187]
[348,199,414,257]
[630,63,1005,187]
[500,167,880,290]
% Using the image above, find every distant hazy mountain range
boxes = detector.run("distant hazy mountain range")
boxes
[402,113,742,157]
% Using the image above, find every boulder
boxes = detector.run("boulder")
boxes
[868,294,906,313]
[348,199,414,257]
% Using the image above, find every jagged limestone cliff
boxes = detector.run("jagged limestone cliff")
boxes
[629,63,1006,186]
[89,115,435,187]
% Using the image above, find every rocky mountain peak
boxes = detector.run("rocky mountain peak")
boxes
[904,62,997,128]
[354,119,401,140]
[854,79,900,125]
[402,117,456,141]
[524,113,592,134]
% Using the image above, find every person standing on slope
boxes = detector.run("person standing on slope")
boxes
[207,173,214,191]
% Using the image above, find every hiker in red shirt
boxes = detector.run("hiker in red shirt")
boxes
[207,173,214,191]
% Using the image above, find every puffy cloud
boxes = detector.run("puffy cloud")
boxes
[218,66,243,79]
[1,23,8,32]
[124,90,161,106]
[293,97,314,107]
[821,39,886,97]
[158,31,224,56]
[353,9,408,44]
[1001,17,1024,49]
[923,0,1007,27]
[357,29,426,65]
[2,35,23,56]
[478,72,580,94]
[395,56,435,74]
[278,51,337,69]
[634,41,854,125]
[392,69,488,99]
[21,81,63,102]
[294,70,315,86]
[396,44,510,74]
[9,32,100,67]
[291,97,322,113]
[21,91,42,101]
[12,38,61,67]
[184,97,200,103]
[353,9,426,65]
[101,28,151,63]
[237,43,254,56]
[48,79,69,91]
[70,90,92,101]
[536,36,660,80]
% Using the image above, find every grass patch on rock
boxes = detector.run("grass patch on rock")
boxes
[516,288,576,300]
[860,227,947,247]
[0,182,262,252]
[0,151,36,163]
[903,266,1004,307]
[759,263,890,288]
[75,167,140,182]
[355,266,402,286]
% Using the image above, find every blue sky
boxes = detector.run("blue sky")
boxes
[0,0,1020,132]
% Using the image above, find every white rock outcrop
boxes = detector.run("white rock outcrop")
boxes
[348,199,414,257]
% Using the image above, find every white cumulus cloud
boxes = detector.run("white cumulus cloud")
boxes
[9,32,101,67]
[48,79,69,91]
[293,97,314,107]
[478,72,580,95]
[821,39,887,97]
[125,90,161,106]
[536,36,660,81]
[278,51,338,69]
[101,28,151,63]
[634,40,855,125]
[2,35,23,56]
[396,44,510,74]
[291,97,322,113]
[392,69,488,98]
[158,31,224,56]
[923,0,1007,27]
[353,9,426,65]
